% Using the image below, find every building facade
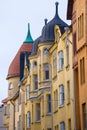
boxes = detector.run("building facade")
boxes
[67,0,87,130]
[0,105,7,130]
[2,2,75,130]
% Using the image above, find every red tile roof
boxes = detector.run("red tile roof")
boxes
[7,43,32,79]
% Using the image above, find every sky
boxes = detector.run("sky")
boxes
[0,0,71,104]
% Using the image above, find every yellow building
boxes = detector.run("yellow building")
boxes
[49,26,74,130]
[2,2,75,130]
[67,0,87,129]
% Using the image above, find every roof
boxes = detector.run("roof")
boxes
[2,98,8,103]
[31,2,68,56]
[7,44,32,79]
[7,24,33,79]
[41,2,68,42]
[67,0,73,20]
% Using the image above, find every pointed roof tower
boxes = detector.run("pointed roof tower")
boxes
[41,2,68,42]
[7,23,33,79]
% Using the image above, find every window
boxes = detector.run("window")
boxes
[33,61,37,66]
[60,122,65,130]
[17,116,22,130]
[47,128,52,130]
[9,83,13,90]
[4,104,10,116]
[42,96,44,116]
[68,119,71,130]
[53,52,57,77]
[67,81,70,104]
[82,103,87,130]
[27,85,30,99]
[66,45,69,65]
[55,125,58,130]
[58,51,64,71]
[44,64,49,80]
[73,32,76,55]
[43,48,48,54]
[47,94,51,113]
[34,75,38,89]
[27,112,31,128]
[80,57,85,84]
[36,103,40,121]
[78,13,84,40]
[54,90,58,111]
[18,94,21,105]
[59,85,64,106]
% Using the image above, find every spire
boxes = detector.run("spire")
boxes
[55,2,59,17]
[23,23,33,44]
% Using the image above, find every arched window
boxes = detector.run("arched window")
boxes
[9,83,13,90]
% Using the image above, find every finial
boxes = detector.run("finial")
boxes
[44,18,48,25]
[23,23,33,43]
[28,23,30,31]
[55,2,59,16]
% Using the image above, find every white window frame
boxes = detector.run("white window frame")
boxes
[60,122,65,130]
[58,51,64,71]
[59,85,64,107]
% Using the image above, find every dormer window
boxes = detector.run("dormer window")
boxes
[43,48,48,54]
[9,83,13,90]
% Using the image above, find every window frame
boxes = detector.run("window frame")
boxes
[58,51,64,71]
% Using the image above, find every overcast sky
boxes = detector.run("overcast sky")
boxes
[0,0,71,104]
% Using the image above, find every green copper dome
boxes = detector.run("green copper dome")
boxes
[23,23,33,43]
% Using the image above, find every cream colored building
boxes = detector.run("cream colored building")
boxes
[2,2,75,130]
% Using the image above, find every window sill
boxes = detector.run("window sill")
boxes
[59,105,64,108]
[35,120,41,123]
[46,112,52,116]
[58,69,63,73]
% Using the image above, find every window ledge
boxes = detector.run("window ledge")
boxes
[46,112,52,116]
[59,105,64,108]
[35,120,41,123]
[58,69,63,73]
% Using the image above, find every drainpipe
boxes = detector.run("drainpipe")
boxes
[10,100,15,130]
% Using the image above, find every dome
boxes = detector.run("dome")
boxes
[41,2,68,42]
[31,36,42,56]
[7,23,33,79]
